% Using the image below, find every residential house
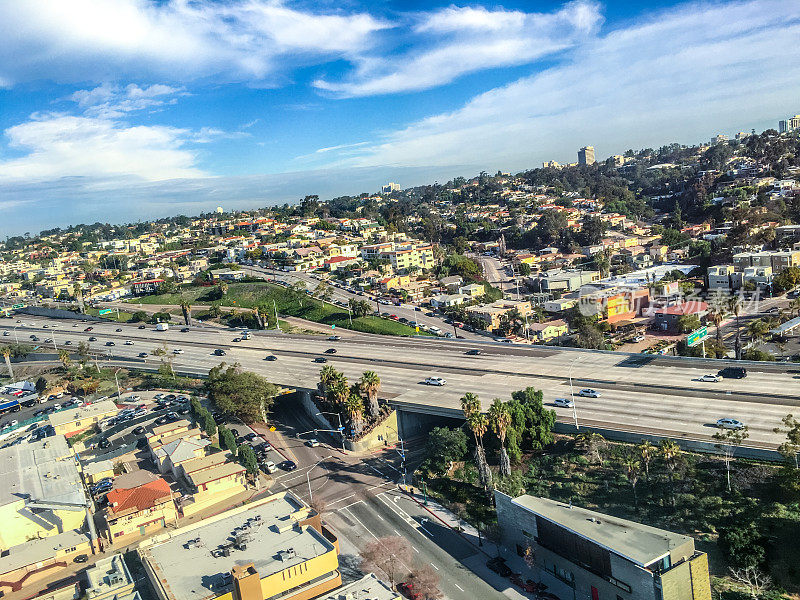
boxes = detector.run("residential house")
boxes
[104,478,177,544]
[528,320,569,342]
[465,300,533,331]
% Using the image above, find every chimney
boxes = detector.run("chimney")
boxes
[231,563,261,600]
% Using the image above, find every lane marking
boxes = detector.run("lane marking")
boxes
[430,563,439,571]
[328,494,356,506]
[455,584,464,591]
[342,507,379,540]
[336,499,365,511]
[412,546,420,553]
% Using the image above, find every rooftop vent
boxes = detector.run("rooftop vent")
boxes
[277,548,296,562]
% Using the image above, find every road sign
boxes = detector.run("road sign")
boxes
[687,326,708,347]
[331,324,336,329]
[11,303,24,309]
[98,308,114,315]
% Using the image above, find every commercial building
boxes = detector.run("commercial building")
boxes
[315,574,399,600]
[779,115,800,133]
[49,400,119,438]
[532,269,601,293]
[85,555,141,600]
[0,435,88,551]
[495,493,711,600]
[140,491,341,600]
[104,478,177,544]
[381,182,401,194]
[131,279,165,296]
[578,146,596,166]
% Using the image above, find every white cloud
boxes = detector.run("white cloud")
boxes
[313,1,602,97]
[340,0,800,168]
[0,113,205,182]
[68,83,185,118]
[0,0,387,85]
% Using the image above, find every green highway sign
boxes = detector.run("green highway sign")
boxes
[11,303,24,309]
[98,308,115,315]
[687,326,708,347]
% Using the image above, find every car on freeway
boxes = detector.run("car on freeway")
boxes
[553,398,575,408]
[264,355,277,361]
[44,337,52,343]
[2,331,8,336]
[577,389,600,398]
[116,328,122,332]
[465,349,481,355]
[698,374,721,382]
[232,337,241,342]
[214,349,227,356]
[324,348,337,354]
[181,327,190,332]
[716,418,746,430]
[278,460,297,471]
[327,335,340,341]
[105,341,115,346]
[64,340,72,345]
[306,438,320,447]
[718,366,747,379]
[173,348,184,354]
[137,352,148,358]
[424,376,447,386]
[84,327,93,331]
[138,324,146,329]
[88,336,97,341]
[124,340,134,345]
[314,357,328,363]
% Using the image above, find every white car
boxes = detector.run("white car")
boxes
[553,398,575,408]
[424,376,447,386]
[173,349,184,354]
[262,461,278,474]
[632,334,645,342]
[124,340,134,345]
[306,438,320,447]
[716,418,745,430]
[698,374,721,382]
[577,389,600,398]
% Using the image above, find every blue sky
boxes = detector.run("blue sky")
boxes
[1,0,800,235]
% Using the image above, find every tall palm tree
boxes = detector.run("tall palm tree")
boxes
[1,346,13,381]
[319,365,341,396]
[728,295,743,359]
[344,392,365,437]
[179,299,192,326]
[707,305,724,344]
[638,441,655,482]
[359,371,382,418]
[461,393,491,489]
[660,440,682,507]
[488,398,512,477]
[328,378,350,408]
[623,456,641,507]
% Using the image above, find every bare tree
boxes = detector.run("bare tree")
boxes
[729,566,772,600]
[713,426,749,493]
[308,496,327,516]
[359,536,412,589]
[408,564,442,599]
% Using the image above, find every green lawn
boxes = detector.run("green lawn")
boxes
[85,307,135,322]
[131,282,428,337]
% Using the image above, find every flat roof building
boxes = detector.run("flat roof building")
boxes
[139,491,340,600]
[49,400,119,438]
[496,492,711,600]
[315,574,400,600]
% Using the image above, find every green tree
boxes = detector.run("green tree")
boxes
[488,398,512,477]
[424,427,468,476]
[238,443,259,475]
[218,426,238,456]
[35,376,47,394]
[719,520,766,569]
[518,263,531,276]
[202,411,218,437]
[130,310,149,323]
[359,371,381,418]
[206,363,279,423]
[675,314,701,334]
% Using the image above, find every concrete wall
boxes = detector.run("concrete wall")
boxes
[345,410,398,452]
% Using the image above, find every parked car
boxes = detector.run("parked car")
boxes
[553,398,575,408]
[577,388,600,398]
[73,554,89,564]
[424,376,447,386]
[262,460,278,474]
[279,460,297,471]
[716,418,746,430]
[98,438,111,449]
[133,426,146,435]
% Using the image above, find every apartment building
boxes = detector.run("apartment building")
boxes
[48,400,119,438]
[139,491,341,600]
[732,250,800,274]
[465,299,533,331]
[496,493,711,600]
[104,478,177,544]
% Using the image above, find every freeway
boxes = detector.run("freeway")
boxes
[3,315,799,449]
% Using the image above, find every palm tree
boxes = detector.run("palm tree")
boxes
[575,431,605,463]
[257,305,270,329]
[747,319,768,346]
[638,441,655,481]
[328,378,350,408]
[219,282,229,297]
[660,440,682,507]
[461,393,492,489]
[319,365,341,396]
[179,299,192,326]
[707,305,724,345]
[360,371,382,418]
[1,346,13,381]
[728,295,743,359]
[488,398,512,477]
[623,456,641,506]
[344,392,365,437]
[58,349,72,369]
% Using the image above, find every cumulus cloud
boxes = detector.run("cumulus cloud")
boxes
[68,83,185,118]
[339,0,800,167]
[313,1,602,97]
[0,0,387,85]
[0,113,205,182]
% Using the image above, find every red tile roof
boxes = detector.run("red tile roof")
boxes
[107,478,172,514]
[657,301,708,316]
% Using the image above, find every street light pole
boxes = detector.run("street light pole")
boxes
[569,357,580,430]
[113,368,122,399]
[316,412,345,451]
[306,456,332,502]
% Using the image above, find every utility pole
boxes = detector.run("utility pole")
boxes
[569,357,580,430]
[273,300,280,333]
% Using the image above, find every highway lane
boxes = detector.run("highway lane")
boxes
[5,315,799,448]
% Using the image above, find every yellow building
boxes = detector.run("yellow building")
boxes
[104,478,177,544]
[49,400,118,438]
[140,491,341,600]
[528,319,569,342]
[0,436,87,551]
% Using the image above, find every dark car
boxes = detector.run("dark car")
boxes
[138,324,146,329]
[155,415,169,425]
[486,557,512,577]
[115,328,122,332]
[88,336,97,341]
[324,348,337,354]
[165,394,177,401]
[229,428,239,438]
[265,355,277,361]
[214,349,226,356]
[244,432,258,441]
[465,349,481,355]
[718,366,747,379]
[279,460,297,472]
[73,554,89,564]
[105,341,115,346]
[181,327,190,332]
[138,352,148,357]
[133,426,146,435]
[64,340,72,345]
[98,437,111,449]
[84,327,93,331]
[31,335,39,342]
[22,399,37,408]
[314,357,328,363]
